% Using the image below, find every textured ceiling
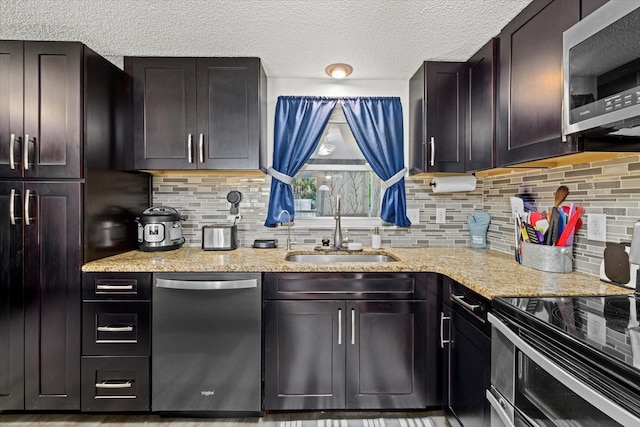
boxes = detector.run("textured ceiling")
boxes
[0,0,532,80]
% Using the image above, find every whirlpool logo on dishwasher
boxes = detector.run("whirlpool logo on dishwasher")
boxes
[201,390,215,397]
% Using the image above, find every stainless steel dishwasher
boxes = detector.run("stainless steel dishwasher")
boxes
[152,272,261,414]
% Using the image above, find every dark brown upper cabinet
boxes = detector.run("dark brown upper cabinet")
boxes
[409,61,467,174]
[0,41,83,179]
[125,57,267,171]
[464,39,498,172]
[496,0,581,167]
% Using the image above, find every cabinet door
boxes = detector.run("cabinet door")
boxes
[346,301,428,409]
[409,62,466,174]
[427,62,467,173]
[0,181,24,410]
[196,58,262,169]
[264,300,345,410]
[126,57,197,170]
[23,182,81,410]
[23,42,83,179]
[465,39,497,172]
[449,312,491,427]
[0,41,24,178]
[497,0,580,166]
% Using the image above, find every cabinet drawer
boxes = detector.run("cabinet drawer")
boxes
[264,272,427,300]
[81,356,149,412]
[82,272,151,300]
[82,302,150,355]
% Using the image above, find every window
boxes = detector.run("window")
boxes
[292,104,383,220]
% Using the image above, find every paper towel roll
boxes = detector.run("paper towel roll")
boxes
[430,175,477,193]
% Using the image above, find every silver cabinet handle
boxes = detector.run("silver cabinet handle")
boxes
[97,325,134,332]
[338,308,342,345]
[451,294,481,312]
[9,133,16,169]
[95,381,132,389]
[351,308,356,345]
[156,278,257,290]
[96,284,134,291]
[187,134,193,163]
[23,133,30,170]
[9,188,18,225]
[24,189,32,226]
[198,134,204,163]
[440,312,451,348]
[429,136,435,167]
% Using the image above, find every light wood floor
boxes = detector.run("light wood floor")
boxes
[0,411,451,426]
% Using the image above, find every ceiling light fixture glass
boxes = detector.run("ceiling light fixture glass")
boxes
[325,63,353,79]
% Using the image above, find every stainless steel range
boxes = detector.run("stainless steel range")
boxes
[489,295,640,426]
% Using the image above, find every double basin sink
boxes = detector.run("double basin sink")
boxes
[285,252,399,263]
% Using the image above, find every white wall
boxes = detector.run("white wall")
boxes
[265,78,409,167]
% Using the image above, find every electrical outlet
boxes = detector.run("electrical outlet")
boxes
[407,208,420,224]
[227,214,242,223]
[436,208,446,224]
[587,311,607,345]
[587,213,606,242]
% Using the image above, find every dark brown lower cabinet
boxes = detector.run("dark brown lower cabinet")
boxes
[81,272,151,412]
[442,278,491,427]
[0,181,82,411]
[264,272,433,411]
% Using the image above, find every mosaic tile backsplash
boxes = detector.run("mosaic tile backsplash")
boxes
[153,154,640,278]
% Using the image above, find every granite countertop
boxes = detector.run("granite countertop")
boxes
[82,246,632,299]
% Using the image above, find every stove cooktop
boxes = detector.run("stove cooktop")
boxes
[494,294,640,373]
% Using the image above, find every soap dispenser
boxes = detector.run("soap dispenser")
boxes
[372,227,382,249]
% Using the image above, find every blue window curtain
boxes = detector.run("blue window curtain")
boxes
[342,97,410,227]
[264,96,338,227]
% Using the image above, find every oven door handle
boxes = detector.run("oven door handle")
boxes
[488,312,640,427]
[486,389,515,427]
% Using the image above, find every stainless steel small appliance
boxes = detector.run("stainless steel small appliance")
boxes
[202,224,238,250]
[563,2,640,139]
[135,206,186,252]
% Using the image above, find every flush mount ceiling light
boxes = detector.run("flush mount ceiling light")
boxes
[325,63,353,79]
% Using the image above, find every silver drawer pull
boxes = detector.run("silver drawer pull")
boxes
[338,308,342,345]
[23,133,30,170]
[9,188,19,225]
[187,134,193,163]
[351,308,355,345]
[156,278,257,291]
[95,381,132,389]
[440,312,451,348]
[452,294,481,312]
[97,325,134,332]
[429,136,435,167]
[199,133,204,163]
[9,133,16,169]
[96,284,134,291]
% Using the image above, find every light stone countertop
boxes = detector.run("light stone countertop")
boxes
[82,246,633,300]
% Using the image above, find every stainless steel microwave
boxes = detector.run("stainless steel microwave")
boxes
[563,1,640,139]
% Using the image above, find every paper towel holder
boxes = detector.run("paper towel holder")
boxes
[429,173,476,186]
[430,173,477,193]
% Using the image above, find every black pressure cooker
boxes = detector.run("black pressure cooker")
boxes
[135,206,187,251]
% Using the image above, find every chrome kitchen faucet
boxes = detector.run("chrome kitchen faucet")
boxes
[333,195,344,249]
[278,209,295,250]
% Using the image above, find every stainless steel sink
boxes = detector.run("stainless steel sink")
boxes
[285,253,399,263]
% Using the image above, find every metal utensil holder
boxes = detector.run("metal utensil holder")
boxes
[521,242,574,273]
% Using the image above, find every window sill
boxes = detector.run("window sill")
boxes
[293,216,385,229]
